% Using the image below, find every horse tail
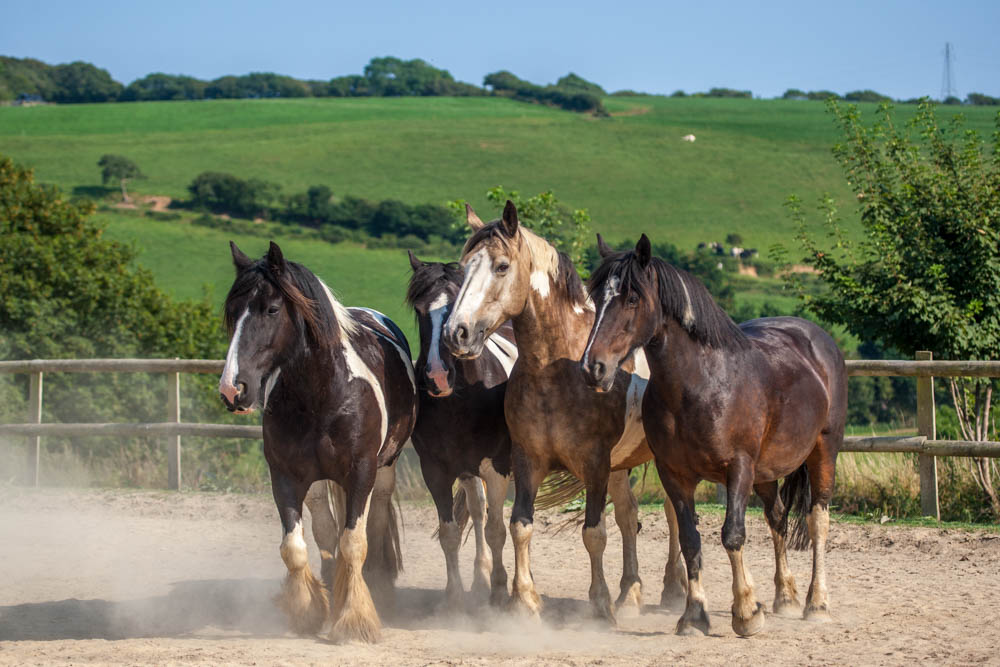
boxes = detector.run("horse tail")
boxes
[780,463,812,551]
[534,470,586,512]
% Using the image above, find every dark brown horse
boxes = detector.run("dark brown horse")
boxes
[219,241,417,643]
[443,203,686,622]
[581,234,846,637]
[406,251,514,608]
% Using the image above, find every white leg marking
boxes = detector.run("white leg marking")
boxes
[219,307,250,401]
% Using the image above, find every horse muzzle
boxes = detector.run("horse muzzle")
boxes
[581,359,616,393]
[444,321,486,360]
[220,381,255,414]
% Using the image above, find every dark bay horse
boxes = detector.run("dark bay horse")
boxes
[219,241,417,643]
[581,234,846,637]
[443,202,686,622]
[406,251,514,608]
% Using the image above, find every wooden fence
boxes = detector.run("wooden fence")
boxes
[2,352,999,520]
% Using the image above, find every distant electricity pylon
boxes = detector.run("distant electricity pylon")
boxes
[941,42,957,100]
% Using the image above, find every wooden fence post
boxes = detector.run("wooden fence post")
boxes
[27,371,42,486]
[916,350,939,520]
[166,370,181,490]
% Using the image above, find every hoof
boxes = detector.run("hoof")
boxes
[804,605,832,623]
[471,575,491,602]
[675,603,711,636]
[732,602,765,637]
[615,580,642,618]
[276,568,329,636]
[507,589,542,619]
[772,597,802,618]
[660,581,688,610]
[591,595,617,626]
[328,609,381,644]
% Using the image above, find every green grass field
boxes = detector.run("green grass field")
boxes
[4,95,997,351]
[5,95,996,251]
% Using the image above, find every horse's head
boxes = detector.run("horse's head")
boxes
[581,234,661,392]
[444,201,531,359]
[219,241,322,414]
[406,251,465,397]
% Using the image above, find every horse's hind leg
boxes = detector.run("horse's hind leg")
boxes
[723,456,765,637]
[461,475,491,601]
[273,472,329,635]
[754,480,800,616]
[329,461,381,643]
[608,469,642,615]
[803,438,838,622]
[583,464,615,624]
[660,495,687,609]
[364,462,402,612]
[304,480,341,593]
[480,459,510,606]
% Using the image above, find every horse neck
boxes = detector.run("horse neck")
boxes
[279,321,360,408]
[510,274,593,370]
[646,316,733,390]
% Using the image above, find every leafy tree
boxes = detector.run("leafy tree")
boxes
[97,154,145,201]
[782,88,808,100]
[967,92,1000,106]
[783,100,1000,516]
[120,73,206,101]
[188,172,278,219]
[555,73,605,96]
[50,61,122,103]
[725,232,744,246]
[844,89,892,103]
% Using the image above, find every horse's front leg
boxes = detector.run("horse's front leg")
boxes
[273,471,329,635]
[657,462,710,636]
[420,458,464,610]
[481,459,511,606]
[723,456,765,637]
[583,463,615,623]
[608,468,642,615]
[328,458,381,643]
[508,446,547,619]
[460,475,492,601]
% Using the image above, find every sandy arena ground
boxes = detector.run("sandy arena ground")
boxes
[1,487,999,665]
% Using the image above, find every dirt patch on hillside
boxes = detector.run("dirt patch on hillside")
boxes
[141,195,172,212]
[1,487,998,665]
[610,106,651,117]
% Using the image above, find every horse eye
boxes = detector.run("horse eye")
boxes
[495,262,510,275]
[267,304,280,315]
[626,294,640,307]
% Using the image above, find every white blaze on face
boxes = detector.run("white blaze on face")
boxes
[426,292,450,378]
[219,307,250,402]
[451,248,492,328]
[583,275,621,367]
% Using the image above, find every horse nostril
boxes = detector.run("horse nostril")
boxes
[455,324,469,345]
[592,361,606,381]
[236,382,247,398]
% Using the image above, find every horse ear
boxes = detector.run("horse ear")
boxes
[635,233,652,268]
[596,233,614,258]
[267,241,286,276]
[408,249,423,272]
[230,241,253,273]
[500,200,519,238]
[465,203,484,231]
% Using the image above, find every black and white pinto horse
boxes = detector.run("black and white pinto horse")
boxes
[219,241,417,643]
[406,252,515,608]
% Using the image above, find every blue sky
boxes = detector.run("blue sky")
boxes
[3,0,997,100]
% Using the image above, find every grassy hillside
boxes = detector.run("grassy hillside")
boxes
[5,95,996,251]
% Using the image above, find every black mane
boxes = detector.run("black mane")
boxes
[224,258,341,348]
[463,220,587,309]
[589,250,749,350]
[406,261,464,307]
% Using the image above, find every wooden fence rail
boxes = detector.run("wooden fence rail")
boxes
[2,354,1000,518]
